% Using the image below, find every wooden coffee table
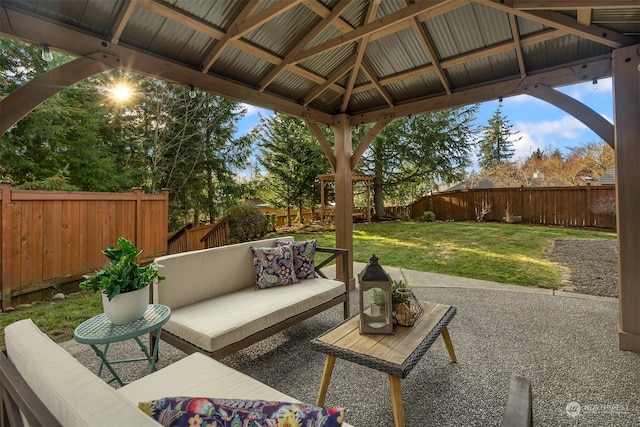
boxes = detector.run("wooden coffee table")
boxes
[310,301,456,427]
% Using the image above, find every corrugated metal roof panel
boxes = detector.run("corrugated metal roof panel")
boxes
[348,88,386,113]
[364,27,429,79]
[310,26,344,48]
[487,50,519,80]
[212,45,272,86]
[386,74,437,103]
[593,9,640,35]
[340,0,367,28]
[268,69,317,102]
[310,88,343,112]
[169,0,233,29]
[300,43,357,78]
[355,69,369,86]
[516,16,547,36]
[445,63,472,89]
[473,2,512,45]
[245,4,319,57]
[121,6,168,50]
[376,0,402,18]
[425,14,459,59]
[444,4,485,53]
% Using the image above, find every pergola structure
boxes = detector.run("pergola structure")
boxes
[0,0,638,352]
[318,173,373,222]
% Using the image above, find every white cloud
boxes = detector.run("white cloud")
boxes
[512,115,590,159]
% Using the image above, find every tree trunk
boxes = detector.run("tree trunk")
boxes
[298,201,304,224]
[373,142,385,218]
[286,205,292,227]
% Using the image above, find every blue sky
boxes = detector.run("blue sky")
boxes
[235,77,613,172]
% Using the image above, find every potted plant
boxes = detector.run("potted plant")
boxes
[80,237,164,324]
[370,288,387,317]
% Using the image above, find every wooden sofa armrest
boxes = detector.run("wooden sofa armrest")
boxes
[502,374,533,427]
[0,350,62,427]
[315,246,350,319]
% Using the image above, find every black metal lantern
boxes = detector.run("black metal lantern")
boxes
[358,254,394,334]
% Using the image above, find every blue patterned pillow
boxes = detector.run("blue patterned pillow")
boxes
[250,245,298,289]
[276,239,318,279]
[138,397,346,427]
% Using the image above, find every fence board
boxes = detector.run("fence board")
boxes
[0,187,169,308]
[407,185,616,230]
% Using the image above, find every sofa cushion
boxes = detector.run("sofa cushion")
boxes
[153,237,294,310]
[161,277,345,353]
[276,238,318,279]
[251,244,299,289]
[139,397,345,427]
[4,319,160,427]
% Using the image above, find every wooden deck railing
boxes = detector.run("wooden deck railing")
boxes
[200,216,230,249]
[167,223,194,255]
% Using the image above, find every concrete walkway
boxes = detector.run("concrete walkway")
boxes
[61,267,638,426]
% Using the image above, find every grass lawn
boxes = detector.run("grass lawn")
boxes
[285,221,616,288]
[0,221,615,346]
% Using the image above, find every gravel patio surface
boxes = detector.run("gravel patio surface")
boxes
[62,276,639,426]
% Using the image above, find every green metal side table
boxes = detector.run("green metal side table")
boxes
[74,304,171,386]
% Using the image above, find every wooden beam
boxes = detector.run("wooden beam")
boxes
[576,8,593,26]
[259,0,354,91]
[292,0,459,64]
[351,117,394,169]
[360,62,394,107]
[341,2,379,113]
[110,0,137,44]
[613,44,640,353]
[228,0,303,39]
[0,57,114,135]
[508,14,527,78]
[357,55,612,124]
[138,0,225,39]
[300,0,354,33]
[201,1,263,73]
[474,0,635,48]
[333,115,355,289]
[0,6,334,125]
[511,0,640,9]
[525,84,614,147]
[304,116,336,171]
[412,17,451,93]
[304,58,356,106]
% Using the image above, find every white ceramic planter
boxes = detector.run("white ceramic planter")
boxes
[101,286,149,325]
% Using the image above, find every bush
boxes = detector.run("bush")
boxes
[422,211,436,222]
[397,213,409,221]
[226,205,266,243]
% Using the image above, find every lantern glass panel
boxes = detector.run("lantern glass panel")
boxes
[362,286,391,329]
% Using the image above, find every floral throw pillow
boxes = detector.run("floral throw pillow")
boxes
[250,245,298,289]
[276,239,318,279]
[138,397,346,427]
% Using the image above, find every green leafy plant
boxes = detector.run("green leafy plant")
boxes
[80,237,164,301]
[370,288,388,306]
[422,211,436,222]
[391,280,410,305]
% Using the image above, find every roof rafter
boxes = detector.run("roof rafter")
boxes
[508,14,527,78]
[304,58,356,107]
[340,1,379,113]
[200,1,264,73]
[110,0,137,44]
[511,0,639,10]
[474,0,636,48]
[352,28,566,95]
[292,0,462,64]
[576,8,593,26]
[258,0,355,92]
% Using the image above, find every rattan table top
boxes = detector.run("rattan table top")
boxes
[311,301,456,378]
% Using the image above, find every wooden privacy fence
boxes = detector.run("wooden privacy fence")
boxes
[0,184,169,309]
[408,184,616,230]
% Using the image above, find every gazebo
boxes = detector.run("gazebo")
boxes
[318,173,373,222]
[1,1,639,353]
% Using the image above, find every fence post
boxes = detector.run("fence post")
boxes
[586,183,592,227]
[162,188,170,254]
[1,182,13,310]
[132,187,143,249]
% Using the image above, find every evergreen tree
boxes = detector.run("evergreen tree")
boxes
[357,106,478,217]
[477,107,519,170]
[254,114,330,226]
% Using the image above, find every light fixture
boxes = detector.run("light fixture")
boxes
[592,78,599,90]
[189,85,197,99]
[498,96,503,105]
[41,43,53,62]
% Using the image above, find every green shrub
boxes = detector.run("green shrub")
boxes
[226,205,266,243]
[422,211,436,222]
[397,213,409,221]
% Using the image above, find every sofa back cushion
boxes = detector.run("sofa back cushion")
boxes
[4,319,160,426]
[153,237,294,309]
